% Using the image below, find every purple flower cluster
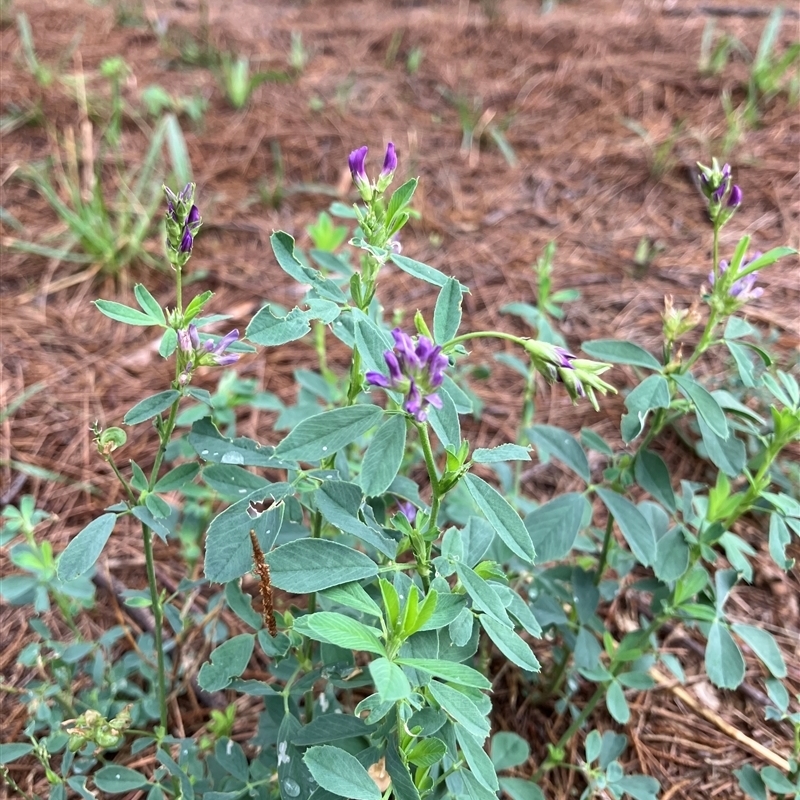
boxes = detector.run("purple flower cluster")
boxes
[366,328,448,422]
[699,162,742,211]
[348,143,397,201]
[177,323,240,383]
[164,183,202,259]
[709,254,763,302]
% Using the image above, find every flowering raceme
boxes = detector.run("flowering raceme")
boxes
[366,328,448,422]
[177,323,240,384]
[709,255,763,303]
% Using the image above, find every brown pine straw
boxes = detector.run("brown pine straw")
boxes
[649,668,791,773]
[249,529,278,637]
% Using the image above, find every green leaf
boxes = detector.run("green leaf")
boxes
[673,374,728,439]
[527,425,590,483]
[246,304,311,346]
[697,415,745,477]
[734,765,767,800]
[455,563,511,627]
[198,633,254,692]
[275,405,383,462]
[634,450,676,512]
[472,444,530,464]
[0,743,34,763]
[93,766,150,792]
[277,714,314,800]
[406,738,447,768]
[456,727,499,791]
[524,493,586,563]
[490,732,530,771]
[596,488,657,567]
[271,231,346,302]
[154,463,200,492]
[370,656,412,702]
[204,497,285,583]
[654,526,690,583]
[581,427,614,456]
[124,390,180,425]
[159,327,178,358]
[320,581,382,618]
[605,680,630,723]
[768,515,793,570]
[499,778,545,800]
[625,374,671,415]
[760,766,796,795]
[391,253,464,289]
[315,480,397,558]
[291,714,374,746]
[480,614,540,672]
[303,745,380,800]
[297,611,386,656]
[184,290,213,323]
[705,621,745,689]
[611,775,660,800]
[433,277,463,343]
[385,737,422,800]
[726,341,758,388]
[266,539,378,593]
[428,388,461,450]
[730,623,786,678]
[735,246,797,279]
[396,658,491,690]
[134,284,165,324]
[190,418,291,469]
[353,309,393,375]
[387,178,418,222]
[58,513,116,581]
[360,415,407,497]
[580,339,661,369]
[427,681,490,741]
[464,474,535,563]
[95,299,158,326]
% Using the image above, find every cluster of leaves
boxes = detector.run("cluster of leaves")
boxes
[2,152,799,800]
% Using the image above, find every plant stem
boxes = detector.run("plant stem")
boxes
[140,397,181,732]
[445,330,526,350]
[594,513,615,586]
[142,524,168,730]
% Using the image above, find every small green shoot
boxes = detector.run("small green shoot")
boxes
[217,53,288,110]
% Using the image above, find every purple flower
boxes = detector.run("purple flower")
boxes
[187,205,201,225]
[178,327,193,352]
[381,142,397,178]
[348,145,372,201]
[209,329,240,365]
[397,500,417,525]
[365,328,449,422]
[179,228,194,254]
[727,185,742,208]
[709,252,763,303]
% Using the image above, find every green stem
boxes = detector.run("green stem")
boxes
[143,525,168,730]
[445,330,527,350]
[681,223,721,374]
[175,265,183,316]
[139,397,181,732]
[594,513,615,586]
[532,615,665,782]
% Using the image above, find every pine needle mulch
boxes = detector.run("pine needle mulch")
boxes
[1,0,798,797]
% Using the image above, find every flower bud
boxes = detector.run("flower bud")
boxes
[376,142,397,192]
[348,145,372,202]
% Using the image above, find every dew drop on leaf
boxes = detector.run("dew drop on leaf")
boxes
[282,778,301,797]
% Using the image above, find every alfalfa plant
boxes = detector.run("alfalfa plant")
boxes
[1,143,798,800]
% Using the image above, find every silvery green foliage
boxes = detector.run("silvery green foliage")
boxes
[4,158,798,798]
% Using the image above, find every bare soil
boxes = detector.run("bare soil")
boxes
[1,0,799,798]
